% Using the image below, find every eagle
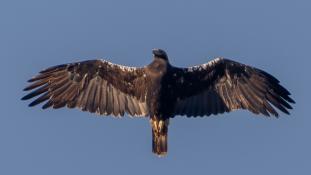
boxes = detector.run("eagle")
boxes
[22,49,295,156]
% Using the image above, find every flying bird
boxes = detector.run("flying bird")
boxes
[22,49,295,156]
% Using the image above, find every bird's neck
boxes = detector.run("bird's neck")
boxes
[148,58,170,74]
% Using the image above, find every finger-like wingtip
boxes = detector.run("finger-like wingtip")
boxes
[23,86,31,91]
[289,97,295,104]
[21,95,29,101]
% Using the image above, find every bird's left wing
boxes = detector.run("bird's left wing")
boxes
[22,60,149,117]
[171,58,295,117]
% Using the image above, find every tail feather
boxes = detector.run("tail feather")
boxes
[152,129,167,156]
[150,118,169,157]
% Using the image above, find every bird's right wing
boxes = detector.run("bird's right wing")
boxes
[171,58,295,117]
[22,60,149,117]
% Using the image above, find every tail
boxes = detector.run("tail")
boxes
[150,118,169,157]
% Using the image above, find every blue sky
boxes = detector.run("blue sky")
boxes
[0,0,310,174]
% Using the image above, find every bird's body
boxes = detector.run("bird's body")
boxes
[22,49,295,156]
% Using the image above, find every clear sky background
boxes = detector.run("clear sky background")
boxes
[0,0,310,174]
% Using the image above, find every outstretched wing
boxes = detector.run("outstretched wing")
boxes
[172,58,295,117]
[22,60,149,117]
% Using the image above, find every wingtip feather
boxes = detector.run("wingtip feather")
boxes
[21,94,31,100]
[21,96,28,101]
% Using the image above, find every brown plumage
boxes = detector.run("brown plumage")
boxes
[22,49,295,156]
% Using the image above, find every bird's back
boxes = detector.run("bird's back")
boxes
[144,58,176,119]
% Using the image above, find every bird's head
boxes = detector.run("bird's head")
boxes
[152,48,168,60]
